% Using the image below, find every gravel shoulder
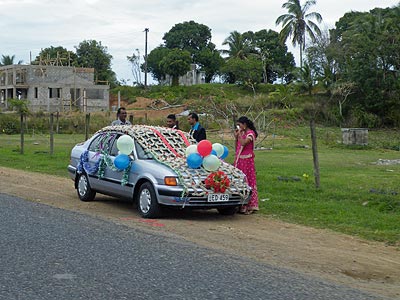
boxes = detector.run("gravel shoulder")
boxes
[1,166,399,299]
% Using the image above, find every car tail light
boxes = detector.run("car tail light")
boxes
[164,176,178,186]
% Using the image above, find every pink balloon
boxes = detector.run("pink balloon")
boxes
[197,140,212,157]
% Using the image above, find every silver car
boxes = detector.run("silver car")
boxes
[68,125,251,218]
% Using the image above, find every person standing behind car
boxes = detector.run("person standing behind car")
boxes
[111,107,132,126]
[187,112,206,142]
[166,114,179,129]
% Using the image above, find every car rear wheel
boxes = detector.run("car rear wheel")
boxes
[217,207,237,215]
[77,173,96,202]
[137,182,161,218]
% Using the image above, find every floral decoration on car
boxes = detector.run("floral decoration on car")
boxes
[205,171,230,193]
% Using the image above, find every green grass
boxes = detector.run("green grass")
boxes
[0,127,399,245]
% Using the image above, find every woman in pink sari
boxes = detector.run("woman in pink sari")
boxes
[234,116,259,214]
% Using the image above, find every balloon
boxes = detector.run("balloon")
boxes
[202,154,221,171]
[114,154,130,170]
[212,143,224,157]
[185,144,198,156]
[197,140,212,157]
[211,149,217,156]
[117,135,134,155]
[187,153,203,168]
[220,145,229,160]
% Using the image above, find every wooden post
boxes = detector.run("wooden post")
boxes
[85,113,90,140]
[50,113,54,155]
[20,113,24,154]
[310,118,320,188]
[56,111,59,134]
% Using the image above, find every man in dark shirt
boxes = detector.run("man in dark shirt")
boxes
[166,114,179,129]
[187,112,206,142]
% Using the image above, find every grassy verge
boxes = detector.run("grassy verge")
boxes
[0,127,399,245]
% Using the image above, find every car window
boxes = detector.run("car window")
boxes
[135,141,153,159]
[88,133,116,155]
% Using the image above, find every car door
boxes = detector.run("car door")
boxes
[98,133,135,198]
[86,132,117,193]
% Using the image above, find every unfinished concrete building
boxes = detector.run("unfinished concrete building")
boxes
[0,64,109,112]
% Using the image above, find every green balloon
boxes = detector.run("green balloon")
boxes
[212,143,224,157]
[117,135,134,155]
[202,154,221,171]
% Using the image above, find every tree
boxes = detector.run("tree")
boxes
[244,29,296,83]
[222,56,263,96]
[144,46,170,83]
[127,49,142,85]
[221,31,253,59]
[162,21,223,82]
[32,46,77,66]
[329,6,400,123]
[275,0,322,68]
[0,55,23,66]
[159,49,191,86]
[75,40,117,87]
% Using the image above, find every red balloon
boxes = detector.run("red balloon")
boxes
[197,140,212,157]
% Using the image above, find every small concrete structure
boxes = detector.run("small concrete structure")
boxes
[341,128,368,145]
[0,64,109,112]
[163,64,206,86]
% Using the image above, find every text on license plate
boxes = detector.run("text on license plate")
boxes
[207,194,229,202]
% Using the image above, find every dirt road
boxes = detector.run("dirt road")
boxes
[1,166,399,299]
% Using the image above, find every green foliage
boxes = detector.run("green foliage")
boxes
[0,54,23,65]
[161,20,223,82]
[328,5,400,123]
[32,46,77,66]
[75,40,117,87]
[275,0,323,67]
[222,56,263,93]
[159,49,192,86]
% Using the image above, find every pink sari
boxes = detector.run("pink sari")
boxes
[235,129,259,211]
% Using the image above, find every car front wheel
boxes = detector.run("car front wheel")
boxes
[77,173,96,202]
[137,182,161,218]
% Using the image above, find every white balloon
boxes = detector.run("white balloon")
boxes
[185,144,198,156]
[117,135,134,155]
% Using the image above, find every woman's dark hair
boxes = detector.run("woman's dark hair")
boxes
[237,116,258,138]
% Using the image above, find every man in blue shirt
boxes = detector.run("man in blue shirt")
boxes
[187,112,206,142]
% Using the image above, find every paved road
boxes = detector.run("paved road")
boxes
[0,193,388,300]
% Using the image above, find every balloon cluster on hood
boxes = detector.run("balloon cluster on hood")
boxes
[185,140,229,171]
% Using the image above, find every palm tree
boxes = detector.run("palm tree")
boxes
[275,0,322,68]
[0,54,23,66]
[221,31,252,60]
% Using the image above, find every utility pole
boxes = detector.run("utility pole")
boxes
[144,28,149,89]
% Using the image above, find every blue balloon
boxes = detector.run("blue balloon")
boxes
[114,154,130,170]
[187,153,203,168]
[211,149,217,156]
[220,145,229,159]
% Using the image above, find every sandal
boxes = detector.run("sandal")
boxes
[244,210,254,215]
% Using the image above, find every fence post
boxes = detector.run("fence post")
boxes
[85,113,90,140]
[310,118,320,188]
[50,113,54,155]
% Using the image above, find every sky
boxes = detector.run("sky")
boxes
[0,0,399,85]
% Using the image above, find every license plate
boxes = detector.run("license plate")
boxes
[207,194,229,202]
